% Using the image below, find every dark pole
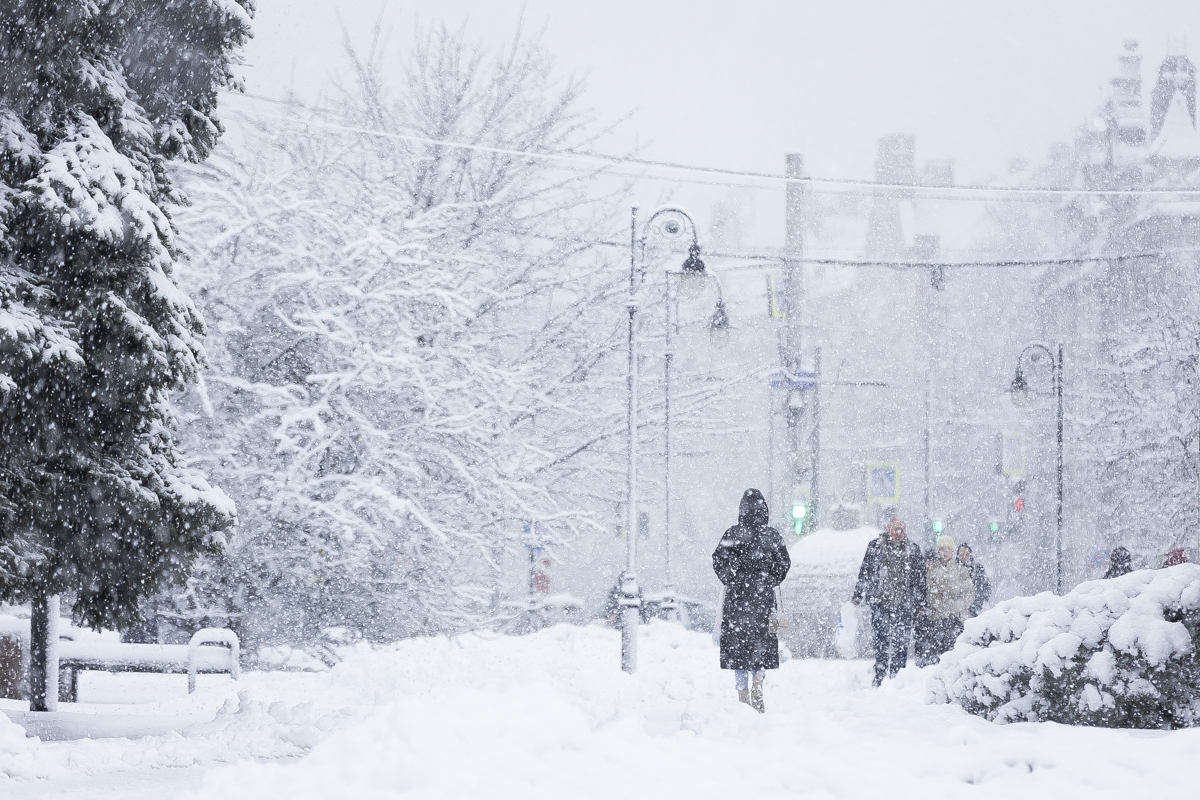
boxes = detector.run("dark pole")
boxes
[622,205,640,673]
[1014,342,1064,594]
[812,347,822,530]
[1055,344,1064,595]
[528,536,540,634]
[28,593,58,711]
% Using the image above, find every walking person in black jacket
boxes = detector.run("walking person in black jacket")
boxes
[852,516,927,687]
[713,489,791,713]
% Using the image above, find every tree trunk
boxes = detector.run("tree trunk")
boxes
[29,594,59,712]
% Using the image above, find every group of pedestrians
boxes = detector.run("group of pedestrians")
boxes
[851,514,991,685]
[709,493,999,708]
[708,489,1197,710]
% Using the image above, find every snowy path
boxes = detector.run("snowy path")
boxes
[4,623,1199,798]
[194,624,1198,800]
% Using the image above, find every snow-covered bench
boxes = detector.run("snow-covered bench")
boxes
[2,617,240,703]
[58,628,240,701]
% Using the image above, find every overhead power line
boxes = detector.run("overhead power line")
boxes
[719,250,1193,270]
[223,91,1200,199]
[593,240,1200,270]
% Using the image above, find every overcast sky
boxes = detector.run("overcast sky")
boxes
[231,1,1199,244]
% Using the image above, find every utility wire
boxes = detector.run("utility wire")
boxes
[223,90,1200,199]
[591,239,1200,269]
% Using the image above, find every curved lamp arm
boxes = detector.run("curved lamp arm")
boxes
[1012,342,1058,393]
[638,205,701,276]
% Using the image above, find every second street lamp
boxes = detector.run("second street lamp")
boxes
[1010,342,1065,594]
[622,203,723,672]
[662,252,729,624]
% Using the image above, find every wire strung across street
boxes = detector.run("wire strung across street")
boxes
[589,239,1200,270]
[223,90,1200,200]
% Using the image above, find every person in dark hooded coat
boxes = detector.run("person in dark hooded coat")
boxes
[1104,546,1133,579]
[712,489,791,712]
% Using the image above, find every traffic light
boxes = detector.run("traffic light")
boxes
[989,520,1000,534]
[791,501,807,536]
[931,519,944,535]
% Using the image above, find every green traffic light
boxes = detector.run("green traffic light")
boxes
[791,504,806,536]
[989,521,1000,534]
[931,520,944,534]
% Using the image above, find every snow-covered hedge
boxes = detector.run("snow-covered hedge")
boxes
[929,564,1200,728]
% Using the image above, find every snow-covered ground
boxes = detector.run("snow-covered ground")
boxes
[4,622,1200,798]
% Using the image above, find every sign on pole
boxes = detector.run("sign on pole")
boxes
[1001,432,1025,476]
[769,370,816,391]
[866,463,900,504]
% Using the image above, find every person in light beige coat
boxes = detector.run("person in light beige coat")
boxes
[915,535,974,664]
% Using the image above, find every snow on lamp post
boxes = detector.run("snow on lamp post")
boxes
[623,204,722,671]
[1010,342,1065,594]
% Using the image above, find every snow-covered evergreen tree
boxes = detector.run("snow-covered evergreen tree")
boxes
[0,0,249,630]
[168,25,632,649]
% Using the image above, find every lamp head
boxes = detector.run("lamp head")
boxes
[678,244,708,300]
[1010,368,1029,407]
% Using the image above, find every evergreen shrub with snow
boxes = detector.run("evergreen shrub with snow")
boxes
[0,0,249,629]
[929,565,1200,728]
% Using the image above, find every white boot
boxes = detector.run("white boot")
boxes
[750,673,765,714]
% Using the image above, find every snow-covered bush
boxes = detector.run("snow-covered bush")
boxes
[929,564,1200,728]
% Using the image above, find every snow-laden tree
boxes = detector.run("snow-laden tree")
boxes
[0,0,248,634]
[978,112,1200,577]
[167,26,636,649]
[1089,312,1200,554]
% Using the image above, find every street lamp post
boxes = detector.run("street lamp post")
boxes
[1010,342,1065,594]
[662,259,729,624]
[623,204,720,672]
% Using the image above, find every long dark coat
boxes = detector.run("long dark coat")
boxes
[712,489,791,670]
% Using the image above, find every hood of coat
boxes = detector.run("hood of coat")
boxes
[1110,546,1131,570]
[738,488,769,528]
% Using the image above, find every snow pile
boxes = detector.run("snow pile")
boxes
[929,564,1200,727]
[194,624,850,800]
[787,527,878,577]
[0,713,39,780]
[192,621,1200,800]
[182,691,354,755]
